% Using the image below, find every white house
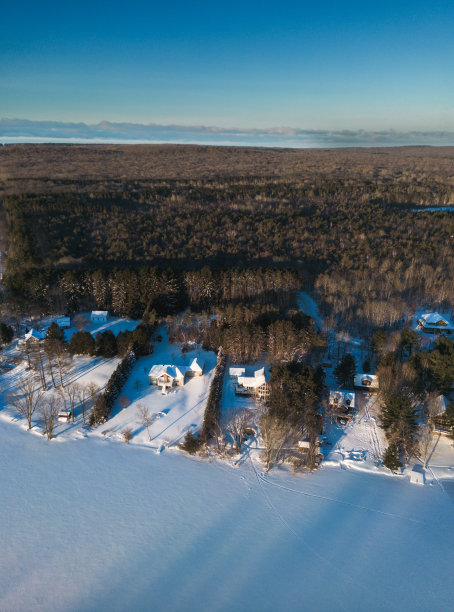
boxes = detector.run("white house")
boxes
[329,390,355,424]
[91,311,108,322]
[417,312,454,335]
[57,317,71,328]
[18,328,46,347]
[354,373,379,392]
[234,366,270,400]
[149,359,205,391]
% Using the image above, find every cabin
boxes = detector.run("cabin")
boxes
[417,312,454,335]
[329,390,355,424]
[58,409,71,422]
[234,366,270,400]
[354,373,379,392]
[433,395,451,436]
[91,310,108,322]
[57,317,71,328]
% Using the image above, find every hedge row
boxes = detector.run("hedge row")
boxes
[200,348,226,443]
[89,351,136,425]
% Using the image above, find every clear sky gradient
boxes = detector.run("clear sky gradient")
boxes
[1,0,453,133]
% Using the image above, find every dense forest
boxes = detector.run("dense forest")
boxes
[1,144,454,335]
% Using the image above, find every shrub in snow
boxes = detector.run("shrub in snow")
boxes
[122,428,133,443]
[181,430,202,454]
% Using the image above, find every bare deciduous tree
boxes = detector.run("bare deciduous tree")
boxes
[30,342,47,390]
[64,383,79,422]
[213,419,226,454]
[8,377,44,429]
[40,395,61,440]
[419,392,441,468]
[73,314,88,332]
[136,403,153,441]
[86,382,100,420]
[76,384,89,425]
[260,409,293,472]
[226,406,252,454]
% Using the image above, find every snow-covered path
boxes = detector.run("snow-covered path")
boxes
[1,420,453,612]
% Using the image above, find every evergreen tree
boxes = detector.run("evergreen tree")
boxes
[116,330,134,357]
[95,330,118,358]
[382,443,403,473]
[380,392,418,461]
[0,322,14,345]
[132,325,152,356]
[46,321,65,342]
[334,353,356,388]
[69,331,95,355]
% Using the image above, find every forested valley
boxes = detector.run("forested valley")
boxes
[1,144,454,337]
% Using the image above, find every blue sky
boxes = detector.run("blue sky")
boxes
[1,1,453,136]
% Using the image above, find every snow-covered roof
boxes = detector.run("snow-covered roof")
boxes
[329,390,355,408]
[419,312,453,328]
[254,367,265,378]
[23,328,46,342]
[189,357,204,373]
[229,367,246,377]
[238,374,267,388]
[91,310,108,317]
[354,373,379,389]
[149,364,188,380]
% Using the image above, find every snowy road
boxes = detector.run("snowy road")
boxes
[1,421,454,612]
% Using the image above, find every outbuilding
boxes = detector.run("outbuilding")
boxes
[91,311,108,322]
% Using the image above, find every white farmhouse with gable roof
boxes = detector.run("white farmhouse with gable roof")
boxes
[91,310,108,322]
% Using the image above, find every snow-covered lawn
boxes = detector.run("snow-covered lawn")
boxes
[1,419,454,612]
[92,330,217,448]
[323,391,454,482]
[0,326,217,449]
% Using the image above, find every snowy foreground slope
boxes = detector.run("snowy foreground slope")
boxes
[1,422,454,612]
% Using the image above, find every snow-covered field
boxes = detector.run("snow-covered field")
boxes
[91,329,217,448]
[2,310,454,610]
[1,418,454,612]
[0,323,217,451]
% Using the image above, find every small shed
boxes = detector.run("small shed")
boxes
[409,464,425,485]
[188,357,204,377]
[91,310,108,322]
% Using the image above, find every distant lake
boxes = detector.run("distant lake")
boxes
[411,206,454,212]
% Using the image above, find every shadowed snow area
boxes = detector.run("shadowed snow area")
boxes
[1,422,454,612]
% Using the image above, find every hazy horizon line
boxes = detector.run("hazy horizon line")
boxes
[1,117,454,148]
